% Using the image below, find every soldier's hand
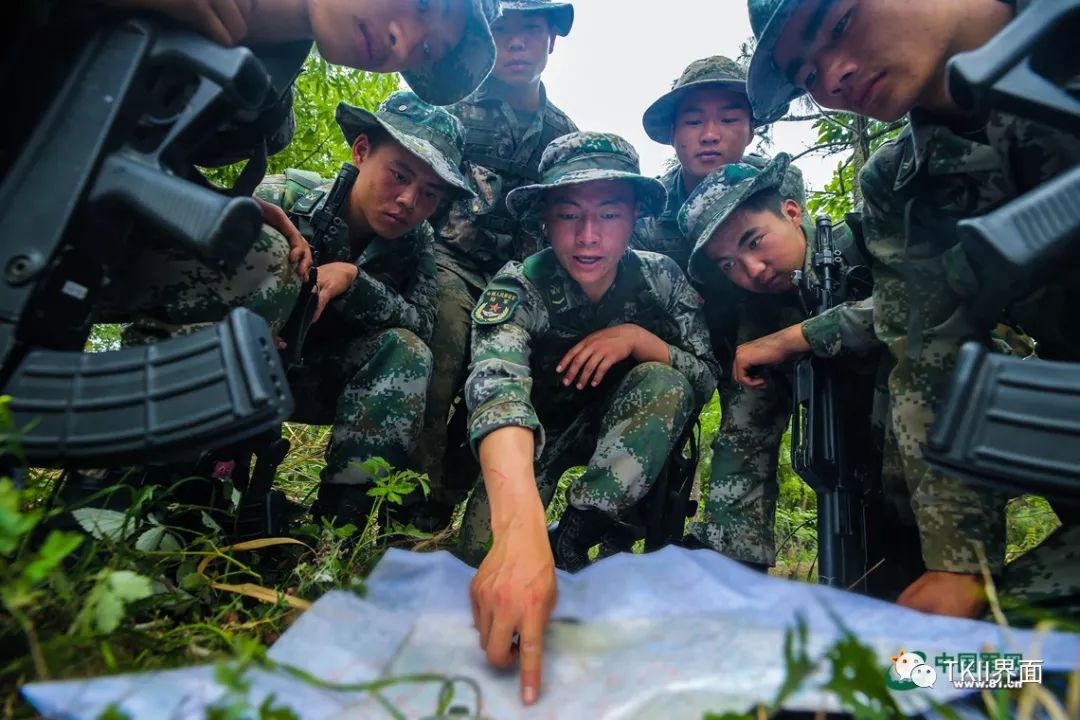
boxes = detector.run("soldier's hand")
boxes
[897,571,987,618]
[733,324,812,389]
[557,324,642,390]
[312,262,358,323]
[101,0,253,46]
[255,197,313,280]
[470,502,556,706]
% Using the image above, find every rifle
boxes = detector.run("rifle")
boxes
[789,216,871,589]
[277,162,360,366]
[0,17,294,474]
[788,217,924,597]
[925,0,1080,503]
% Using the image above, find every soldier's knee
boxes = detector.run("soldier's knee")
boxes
[378,328,434,378]
[627,362,694,403]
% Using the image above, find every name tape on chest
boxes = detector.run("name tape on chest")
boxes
[472,287,520,325]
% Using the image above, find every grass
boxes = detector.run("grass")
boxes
[1,392,1073,720]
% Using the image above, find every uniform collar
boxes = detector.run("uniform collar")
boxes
[542,250,634,314]
[471,77,551,113]
[893,109,1002,190]
[659,163,689,221]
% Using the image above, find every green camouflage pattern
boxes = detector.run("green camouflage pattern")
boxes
[335,91,473,197]
[401,0,500,106]
[289,328,432,485]
[255,172,439,487]
[681,154,791,286]
[434,82,578,289]
[858,98,1080,579]
[501,0,575,35]
[106,224,302,345]
[642,56,752,144]
[456,248,718,560]
[686,219,880,562]
[631,154,803,275]
[459,361,696,564]
[746,0,803,123]
[417,82,578,501]
[255,173,439,342]
[505,131,667,220]
[998,511,1080,617]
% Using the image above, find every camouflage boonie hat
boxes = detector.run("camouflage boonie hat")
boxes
[680,153,792,284]
[747,0,805,124]
[501,0,575,36]
[402,0,500,106]
[642,56,762,144]
[505,131,667,219]
[336,91,474,198]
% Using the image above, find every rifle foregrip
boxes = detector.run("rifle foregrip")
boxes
[89,155,264,268]
[5,307,293,466]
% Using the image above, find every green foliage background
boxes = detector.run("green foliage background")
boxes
[203,50,400,187]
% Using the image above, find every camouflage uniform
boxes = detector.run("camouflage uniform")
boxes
[105,226,303,346]
[747,0,1080,606]
[417,9,579,507]
[255,92,474,489]
[634,56,799,272]
[457,132,720,564]
[679,157,881,565]
[632,56,804,393]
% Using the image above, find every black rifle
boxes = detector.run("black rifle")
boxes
[277,162,359,366]
[0,17,294,473]
[789,216,874,589]
[788,216,925,598]
[925,0,1080,503]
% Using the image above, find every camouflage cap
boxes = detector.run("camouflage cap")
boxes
[336,91,474,198]
[500,0,575,36]
[402,0,500,106]
[681,153,793,284]
[505,131,667,219]
[642,56,762,145]
[747,0,805,124]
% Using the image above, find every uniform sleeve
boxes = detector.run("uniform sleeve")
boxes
[860,145,1006,575]
[465,273,548,458]
[332,224,439,342]
[801,297,880,357]
[658,259,720,407]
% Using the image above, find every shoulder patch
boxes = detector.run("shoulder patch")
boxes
[472,287,520,325]
[291,189,325,215]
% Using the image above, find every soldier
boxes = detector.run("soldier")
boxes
[254,91,474,526]
[680,155,924,596]
[630,56,805,560]
[89,0,502,345]
[742,0,1080,617]
[414,0,579,529]
[634,55,795,271]
[97,0,500,104]
[464,131,718,704]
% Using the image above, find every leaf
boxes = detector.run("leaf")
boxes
[21,530,82,584]
[72,508,137,542]
[134,525,181,552]
[0,477,42,554]
[83,569,154,634]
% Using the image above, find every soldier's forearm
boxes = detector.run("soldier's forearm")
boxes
[629,325,672,365]
[479,426,544,539]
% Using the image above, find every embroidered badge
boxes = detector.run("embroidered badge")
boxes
[472,288,519,325]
